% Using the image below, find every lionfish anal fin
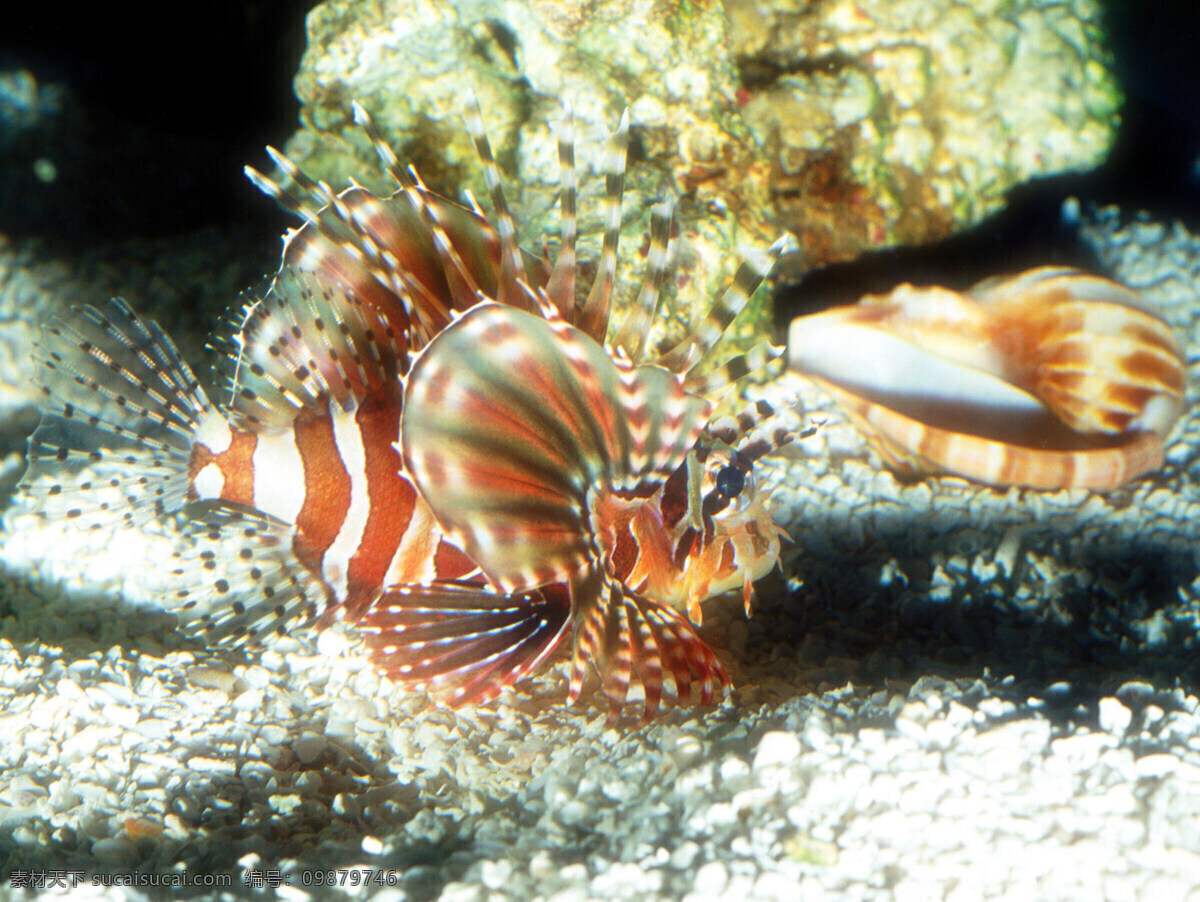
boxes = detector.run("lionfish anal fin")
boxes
[165,504,326,648]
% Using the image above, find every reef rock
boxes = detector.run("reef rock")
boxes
[731,0,1121,265]
[286,0,1118,331]
[287,0,775,352]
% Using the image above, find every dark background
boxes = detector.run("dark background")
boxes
[0,0,313,244]
[1,0,1198,298]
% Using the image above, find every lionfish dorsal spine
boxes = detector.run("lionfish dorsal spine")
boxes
[463,91,532,314]
[576,109,630,342]
[267,142,343,218]
[398,168,486,334]
[247,131,462,342]
[656,232,796,377]
[543,98,578,320]
[611,197,675,364]
[352,100,412,191]
[245,146,326,226]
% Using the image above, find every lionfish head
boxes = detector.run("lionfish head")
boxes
[664,416,792,621]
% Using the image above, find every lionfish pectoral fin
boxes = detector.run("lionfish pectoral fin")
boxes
[403,303,630,590]
[403,302,715,594]
[163,504,325,650]
[570,569,729,724]
[356,580,573,706]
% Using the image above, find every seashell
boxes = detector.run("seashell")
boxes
[787,266,1185,490]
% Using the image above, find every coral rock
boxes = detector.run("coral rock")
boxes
[287,0,1120,295]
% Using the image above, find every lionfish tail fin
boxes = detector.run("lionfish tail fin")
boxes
[656,232,795,376]
[357,581,573,706]
[569,570,729,723]
[21,298,217,531]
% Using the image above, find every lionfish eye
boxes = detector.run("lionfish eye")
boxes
[700,446,754,520]
[715,464,745,499]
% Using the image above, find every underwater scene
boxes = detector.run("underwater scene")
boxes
[2,0,1200,899]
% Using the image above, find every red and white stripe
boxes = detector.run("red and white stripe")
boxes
[188,398,475,619]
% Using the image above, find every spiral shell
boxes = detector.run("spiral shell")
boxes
[788,266,1185,490]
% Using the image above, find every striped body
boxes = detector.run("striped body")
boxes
[188,402,476,620]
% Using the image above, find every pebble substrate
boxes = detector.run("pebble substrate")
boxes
[2,206,1200,900]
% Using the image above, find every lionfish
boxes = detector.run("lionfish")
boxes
[21,99,797,720]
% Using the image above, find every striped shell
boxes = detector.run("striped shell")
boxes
[788,266,1185,490]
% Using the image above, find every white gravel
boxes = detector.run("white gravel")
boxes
[3,209,1200,901]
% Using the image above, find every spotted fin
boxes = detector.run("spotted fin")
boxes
[22,298,216,530]
[400,302,713,594]
[214,268,408,429]
[163,504,325,648]
[357,580,572,705]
